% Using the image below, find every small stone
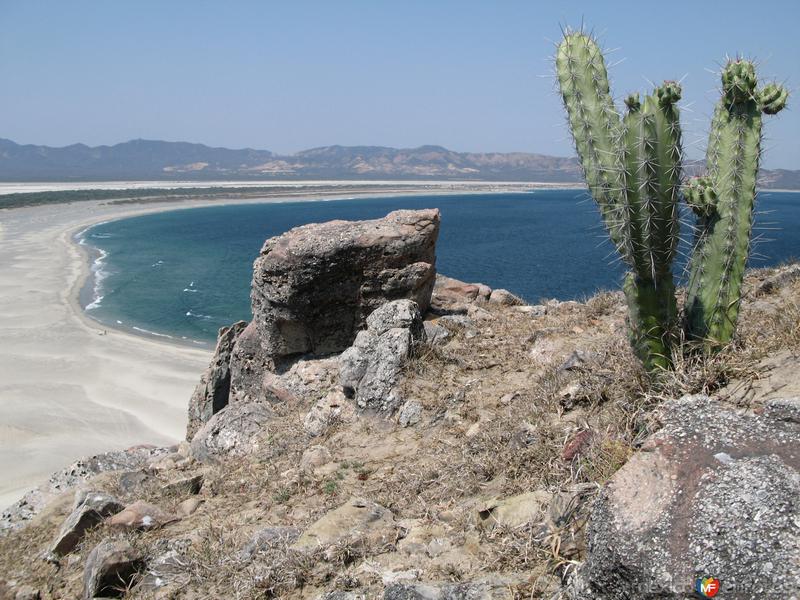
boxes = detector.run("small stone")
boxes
[562,430,593,461]
[82,538,144,599]
[13,585,40,600]
[300,445,332,471]
[423,321,450,345]
[106,500,176,531]
[398,400,423,427]
[477,491,552,530]
[161,474,204,496]
[489,288,525,306]
[176,498,204,518]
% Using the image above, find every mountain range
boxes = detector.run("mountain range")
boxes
[0,138,798,188]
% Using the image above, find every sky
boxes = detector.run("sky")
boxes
[1,0,798,168]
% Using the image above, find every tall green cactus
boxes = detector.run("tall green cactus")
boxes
[555,30,789,370]
[557,32,682,370]
[685,60,789,347]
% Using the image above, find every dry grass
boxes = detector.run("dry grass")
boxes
[1,265,797,599]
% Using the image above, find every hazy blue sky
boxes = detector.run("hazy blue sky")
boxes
[1,1,798,167]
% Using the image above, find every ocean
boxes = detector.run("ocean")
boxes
[79,190,800,346]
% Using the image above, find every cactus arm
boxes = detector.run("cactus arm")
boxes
[555,32,627,254]
[685,61,789,347]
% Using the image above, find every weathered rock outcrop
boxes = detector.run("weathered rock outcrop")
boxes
[339,299,426,411]
[187,321,247,440]
[186,209,440,437]
[251,209,439,359]
[570,394,800,599]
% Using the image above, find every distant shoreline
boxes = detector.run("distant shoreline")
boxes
[0,180,585,209]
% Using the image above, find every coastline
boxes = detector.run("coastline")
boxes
[0,180,569,509]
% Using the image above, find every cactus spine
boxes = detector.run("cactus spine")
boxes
[685,60,789,347]
[555,31,788,370]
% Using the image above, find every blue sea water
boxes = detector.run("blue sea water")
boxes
[80,190,800,346]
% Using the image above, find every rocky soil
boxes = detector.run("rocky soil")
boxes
[1,211,798,600]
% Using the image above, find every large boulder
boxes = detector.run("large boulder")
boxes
[251,209,439,359]
[570,394,800,599]
[339,300,426,411]
[186,321,248,440]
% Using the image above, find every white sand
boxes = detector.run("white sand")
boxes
[0,182,569,510]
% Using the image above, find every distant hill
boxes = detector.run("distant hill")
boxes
[0,138,797,188]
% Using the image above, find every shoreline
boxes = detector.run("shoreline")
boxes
[69,183,581,348]
[0,180,569,509]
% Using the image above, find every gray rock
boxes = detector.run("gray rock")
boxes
[423,321,450,345]
[383,578,517,599]
[764,396,800,423]
[1,445,170,533]
[239,526,300,560]
[186,321,247,440]
[398,400,423,427]
[488,288,524,306]
[513,304,547,317]
[570,394,800,599]
[756,263,800,295]
[51,492,123,556]
[161,473,203,496]
[82,538,144,599]
[251,209,439,359]
[189,401,273,462]
[339,300,426,412]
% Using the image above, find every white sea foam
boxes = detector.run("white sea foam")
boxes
[182,288,198,293]
[151,260,164,267]
[132,326,174,339]
[185,311,213,319]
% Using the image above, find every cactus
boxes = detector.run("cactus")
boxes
[556,31,788,369]
[685,59,789,347]
[557,31,682,370]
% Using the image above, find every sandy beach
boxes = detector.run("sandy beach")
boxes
[0,181,559,509]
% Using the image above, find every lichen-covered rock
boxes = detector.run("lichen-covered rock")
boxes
[189,401,273,462]
[251,209,439,359]
[50,492,123,556]
[186,321,247,440]
[339,300,425,411]
[82,538,144,599]
[570,394,800,599]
